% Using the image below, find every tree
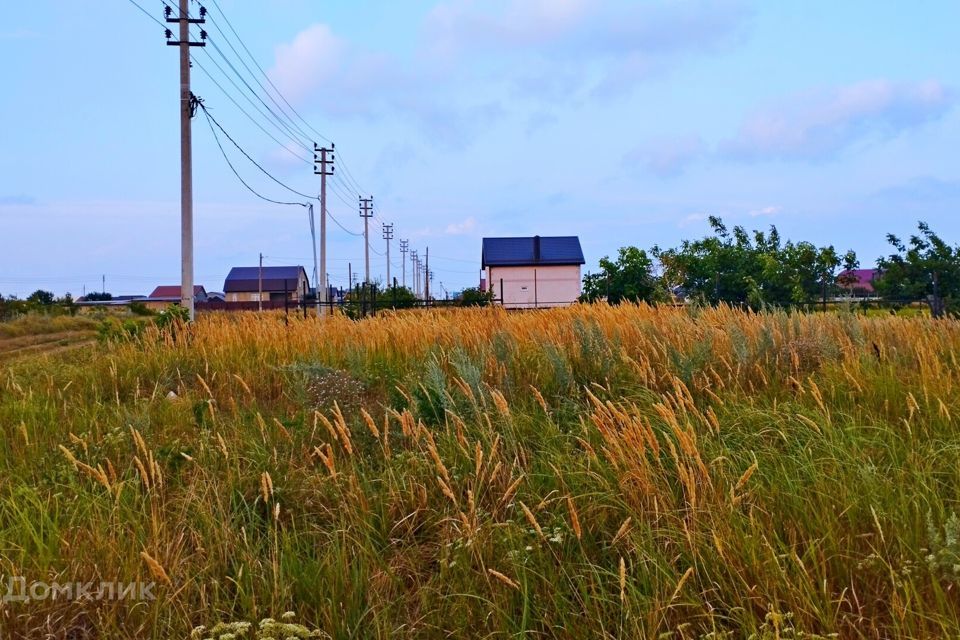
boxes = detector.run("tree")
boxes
[837,250,861,294]
[383,285,418,309]
[86,291,113,301]
[656,217,856,309]
[458,287,494,306]
[875,222,960,317]
[27,289,55,305]
[582,246,666,304]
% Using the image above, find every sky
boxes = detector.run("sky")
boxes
[1,0,958,298]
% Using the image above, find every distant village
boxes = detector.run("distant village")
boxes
[71,234,883,314]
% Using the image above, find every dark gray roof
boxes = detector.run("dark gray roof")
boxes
[224,266,308,293]
[482,236,585,267]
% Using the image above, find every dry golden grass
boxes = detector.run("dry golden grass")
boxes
[1,304,960,638]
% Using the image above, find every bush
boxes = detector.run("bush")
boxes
[129,301,155,316]
[458,287,494,306]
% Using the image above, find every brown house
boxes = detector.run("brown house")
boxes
[141,285,208,311]
[223,266,310,302]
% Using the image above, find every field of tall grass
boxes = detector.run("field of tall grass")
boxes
[2,304,960,638]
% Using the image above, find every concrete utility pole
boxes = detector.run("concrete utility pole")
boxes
[382,223,394,287]
[258,252,263,312]
[399,239,409,289]
[425,247,430,304]
[314,144,334,315]
[165,0,206,321]
[410,250,418,298]
[359,197,373,284]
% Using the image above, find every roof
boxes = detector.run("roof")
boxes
[147,285,206,299]
[839,268,880,292]
[224,266,309,293]
[482,236,585,267]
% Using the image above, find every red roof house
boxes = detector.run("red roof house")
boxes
[838,269,880,294]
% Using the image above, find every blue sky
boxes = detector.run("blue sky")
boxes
[1,0,958,297]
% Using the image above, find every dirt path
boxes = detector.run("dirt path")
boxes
[0,330,97,361]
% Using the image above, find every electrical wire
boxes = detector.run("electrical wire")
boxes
[201,106,304,207]
[191,56,312,165]
[206,36,313,153]
[126,0,422,277]
[204,13,315,145]
[209,0,334,145]
[196,46,311,158]
[126,0,166,28]
[325,207,364,237]
[199,101,316,200]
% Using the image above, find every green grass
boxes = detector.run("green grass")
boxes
[0,314,97,339]
[0,305,959,638]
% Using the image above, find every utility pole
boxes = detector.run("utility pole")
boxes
[399,239,409,289]
[101,274,105,295]
[165,0,206,321]
[382,223,393,287]
[258,252,263,312]
[307,203,320,315]
[425,247,430,304]
[359,196,373,284]
[410,251,418,298]
[314,143,334,315]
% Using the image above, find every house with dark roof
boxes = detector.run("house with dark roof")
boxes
[223,266,309,303]
[141,285,208,310]
[481,236,585,308]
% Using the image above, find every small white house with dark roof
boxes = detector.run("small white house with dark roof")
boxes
[223,266,309,302]
[481,236,585,309]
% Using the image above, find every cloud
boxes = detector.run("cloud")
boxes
[0,195,36,205]
[871,177,960,216]
[722,79,954,161]
[423,0,592,57]
[624,135,705,177]
[424,0,750,99]
[748,205,781,217]
[445,216,477,235]
[524,110,558,135]
[267,24,504,149]
[678,212,709,227]
[268,24,346,104]
[0,29,40,41]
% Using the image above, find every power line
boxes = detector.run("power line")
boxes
[126,0,166,28]
[200,104,304,207]
[203,13,315,145]
[326,207,364,237]
[191,56,312,165]
[199,100,316,200]
[206,0,377,201]
[205,36,312,153]
[208,0,334,146]
[196,45,311,158]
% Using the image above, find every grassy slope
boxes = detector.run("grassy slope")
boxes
[1,305,960,638]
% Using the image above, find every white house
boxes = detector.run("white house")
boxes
[481,236,585,309]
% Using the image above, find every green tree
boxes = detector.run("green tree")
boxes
[458,287,494,307]
[86,291,113,301]
[875,222,960,317]
[383,285,418,309]
[27,289,55,305]
[837,250,861,294]
[657,217,855,309]
[582,246,665,304]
